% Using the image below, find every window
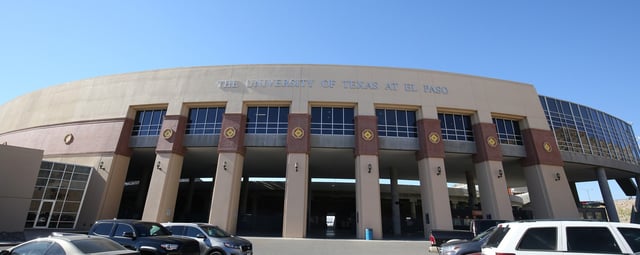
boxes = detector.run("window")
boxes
[185,227,203,237]
[246,106,289,134]
[311,107,355,135]
[27,162,91,229]
[493,118,523,145]
[166,226,185,235]
[540,95,640,164]
[376,109,417,137]
[516,227,556,251]
[132,109,167,136]
[114,224,134,237]
[618,227,640,252]
[438,113,474,141]
[484,225,510,248]
[567,227,620,253]
[186,107,225,135]
[90,222,114,236]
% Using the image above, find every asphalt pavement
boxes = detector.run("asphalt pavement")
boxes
[1,231,435,255]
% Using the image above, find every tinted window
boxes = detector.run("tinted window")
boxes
[484,225,510,248]
[517,227,556,251]
[567,227,620,253]
[91,222,114,235]
[166,226,185,235]
[133,222,172,236]
[185,227,203,237]
[618,227,640,252]
[114,223,134,237]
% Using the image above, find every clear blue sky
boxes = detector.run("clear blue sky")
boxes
[1,1,639,201]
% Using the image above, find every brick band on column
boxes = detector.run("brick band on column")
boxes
[218,113,246,155]
[115,118,134,157]
[472,123,503,163]
[156,115,187,155]
[355,116,378,156]
[416,118,445,160]
[521,128,564,167]
[287,114,310,154]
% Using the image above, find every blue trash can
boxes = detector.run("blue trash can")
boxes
[365,228,373,240]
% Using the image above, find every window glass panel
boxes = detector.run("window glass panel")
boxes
[516,227,556,250]
[439,113,473,141]
[311,107,355,136]
[377,109,417,137]
[566,227,620,253]
[246,106,289,134]
[132,109,166,136]
[618,227,640,252]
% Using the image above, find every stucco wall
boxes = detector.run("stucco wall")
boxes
[0,145,43,232]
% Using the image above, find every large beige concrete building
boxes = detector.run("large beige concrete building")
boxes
[1,65,638,239]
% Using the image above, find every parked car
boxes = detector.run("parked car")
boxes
[429,219,507,252]
[482,220,640,254]
[162,222,253,255]
[0,232,139,255]
[88,219,200,255]
[439,226,496,255]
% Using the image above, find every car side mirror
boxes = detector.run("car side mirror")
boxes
[0,250,11,255]
[196,233,205,239]
[123,232,135,239]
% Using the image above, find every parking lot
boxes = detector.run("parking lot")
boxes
[1,230,433,255]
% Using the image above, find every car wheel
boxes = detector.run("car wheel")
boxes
[208,250,225,255]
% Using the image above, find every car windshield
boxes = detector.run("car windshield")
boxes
[134,222,172,236]
[471,226,496,241]
[200,225,232,238]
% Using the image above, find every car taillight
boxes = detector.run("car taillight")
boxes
[429,234,435,245]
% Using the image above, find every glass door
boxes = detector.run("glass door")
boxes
[34,200,55,228]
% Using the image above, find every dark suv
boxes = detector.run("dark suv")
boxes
[89,219,200,255]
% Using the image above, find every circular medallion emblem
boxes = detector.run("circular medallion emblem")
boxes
[543,142,553,152]
[292,127,304,139]
[162,128,174,139]
[361,129,375,141]
[224,127,237,139]
[487,136,498,148]
[63,133,74,145]
[428,132,441,144]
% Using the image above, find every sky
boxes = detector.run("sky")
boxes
[1,1,639,201]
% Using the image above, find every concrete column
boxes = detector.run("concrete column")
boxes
[632,175,640,224]
[95,117,134,220]
[466,170,477,209]
[282,153,309,237]
[596,167,619,222]
[209,152,245,233]
[96,154,132,220]
[418,157,453,235]
[355,155,383,239]
[472,121,512,220]
[523,164,578,219]
[210,113,246,234]
[474,161,513,220]
[142,153,184,222]
[390,168,401,236]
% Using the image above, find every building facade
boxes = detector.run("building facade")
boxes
[0,65,638,239]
